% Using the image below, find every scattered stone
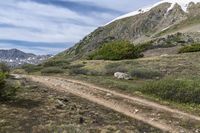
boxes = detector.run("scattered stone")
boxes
[150,118,155,121]
[134,109,139,114]
[114,72,132,80]
[160,54,169,57]
[195,129,200,133]
[56,99,66,109]
[44,78,50,81]
[155,77,160,80]
[106,93,112,97]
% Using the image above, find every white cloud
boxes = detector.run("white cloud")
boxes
[0,0,160,54]
[0,0,104,43]
[67,0,160,12]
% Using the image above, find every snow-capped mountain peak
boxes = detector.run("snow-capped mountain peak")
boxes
[105,0,200,25]
[164,0,200,12]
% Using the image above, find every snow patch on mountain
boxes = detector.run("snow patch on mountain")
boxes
[105,0,200,25]
[165,0,200,12]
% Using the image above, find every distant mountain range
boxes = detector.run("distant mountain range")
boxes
[0,49,52,67]
[55,0,200,60]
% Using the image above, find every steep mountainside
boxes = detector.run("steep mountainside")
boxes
[57,0,200,60]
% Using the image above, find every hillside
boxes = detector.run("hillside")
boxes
[55,0,200,60]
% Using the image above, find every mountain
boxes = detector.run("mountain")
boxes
[0,49,35,59]
[0,49,52,67]
[56,0,200,60]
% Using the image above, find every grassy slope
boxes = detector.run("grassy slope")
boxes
[22,52,200,115]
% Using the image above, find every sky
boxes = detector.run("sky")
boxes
[0,0,160,55]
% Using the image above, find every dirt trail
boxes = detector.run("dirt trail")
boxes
[22,75,200,133]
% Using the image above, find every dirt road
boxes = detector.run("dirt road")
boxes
[22,75,200,133]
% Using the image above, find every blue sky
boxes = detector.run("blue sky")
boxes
[0,0,160,55]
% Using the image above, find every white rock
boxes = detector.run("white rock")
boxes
[114,72,132,80]
[160,54,169,57]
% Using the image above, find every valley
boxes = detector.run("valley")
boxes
[1,0,200,132]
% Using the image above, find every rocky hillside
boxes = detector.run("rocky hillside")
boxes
[57,0,200,60]
[0,49,52,67]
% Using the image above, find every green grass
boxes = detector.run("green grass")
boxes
[41,67,64,74]
[130,69,162,79]
[179,43,200,53]
[18,50,200,114]
[139,77,200,104]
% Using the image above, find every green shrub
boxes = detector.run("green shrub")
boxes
[104,63,128,75]
[41,67,64,74]
[179,43,200,53]
[0,63,10,73]
[86,70,102,76]
[0,72,18,100]
[139,77,200,104]
[22,64,42,73]
[43,59,70,67]
[1,84,18,100]
[130,69,162,79]
[88,40,143,60]
[0,72,6,89]
[69,68,89,75]
[137,41,154,52]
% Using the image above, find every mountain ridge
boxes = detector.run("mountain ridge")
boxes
[55,0,200,60]
[106,0,200,25]
[0,49,52,67]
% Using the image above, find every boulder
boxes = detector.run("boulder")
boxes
[114,72,132,80]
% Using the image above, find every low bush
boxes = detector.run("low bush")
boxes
[64,64,85,69]
[0,72,6,88]
[22,64,42,73]
[1,83,18,100]
[69,68,89,75]
[139,77,200,104]
[43,59,70,67]
[0,72,18,100]
[137,41,154,52]
[0,63,10,73]
[88,40,143,60]
[130,69,162,79]
[179,43,200,53]
[41,67,64,74]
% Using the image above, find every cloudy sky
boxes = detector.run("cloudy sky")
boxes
[0,0,160,55]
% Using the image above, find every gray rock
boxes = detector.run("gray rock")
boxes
[56,99,66,109]
[114,72,132,80]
